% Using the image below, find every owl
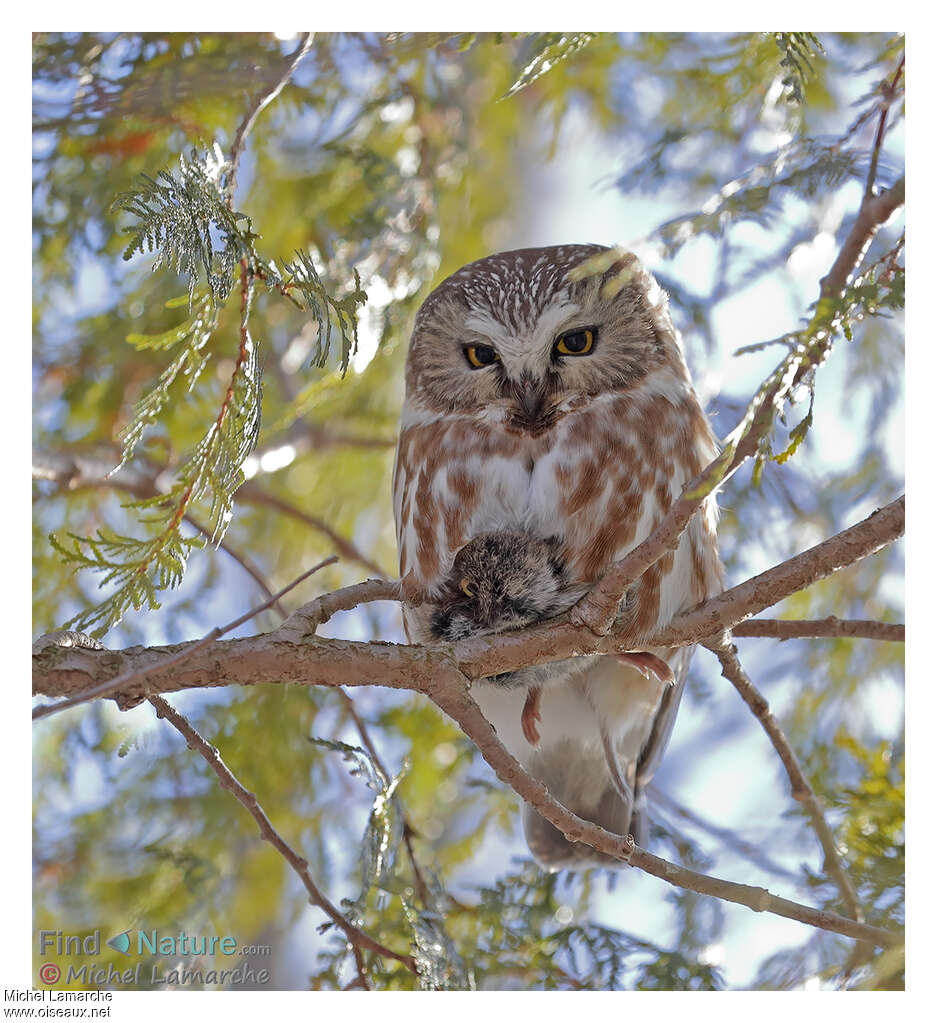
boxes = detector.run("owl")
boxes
[393,244,723,868]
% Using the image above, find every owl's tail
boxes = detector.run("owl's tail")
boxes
[521,741,647,870]
[522,783,648,870]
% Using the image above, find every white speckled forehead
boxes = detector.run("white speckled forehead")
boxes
[419,244,607,331]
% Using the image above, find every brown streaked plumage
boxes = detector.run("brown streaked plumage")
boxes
[393,244,723,868]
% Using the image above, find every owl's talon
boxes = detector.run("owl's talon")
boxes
[521,686,542,746]
[615,652,674,686]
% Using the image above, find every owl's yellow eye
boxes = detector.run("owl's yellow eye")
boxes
[460,577,476,597]
[554,328,596,357]
[464,344,500,368]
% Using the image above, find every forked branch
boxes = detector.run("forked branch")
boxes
[149,694,417,976]
[705,636,864,924]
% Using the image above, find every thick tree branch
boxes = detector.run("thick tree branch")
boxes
[31,505,905,950]
[149,694,416,976]
[33,497,904,711]
[32,557,337,720]
[704,636,864,924]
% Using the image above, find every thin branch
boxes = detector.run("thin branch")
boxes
[732,617,903,642]
[863,55,905,200]
[819,175,905,301]
[570,447,735,634]
[32,557,337,721]
[278,578,400,640]
[209,532,289,619]
[33,446,387,584]
[227,33,314,202]
[655,496,904,648]
[252,423,396,461]
[148,693,416,975]
[704,636,864,924]
[33,453,289,618]
[238,484,388,579]
[424,669,899,949]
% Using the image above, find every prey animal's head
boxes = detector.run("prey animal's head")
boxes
[429,532,587,642]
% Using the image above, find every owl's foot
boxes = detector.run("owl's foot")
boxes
[521,685,543,746]
[616,652,674,685]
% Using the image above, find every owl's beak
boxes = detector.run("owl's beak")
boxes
[514,374,547,425]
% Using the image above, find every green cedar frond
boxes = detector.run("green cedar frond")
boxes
[173,282,261,544]
[111,144,255,306]
[56,279,261,634]
[276,251,367,374]
[773,33,824,105]
[61,145,366,635]
[734,331,801,357]
[310,738,404,916]
[383,33,478,59]
[116,294,219,470]
[504,33,595,98]
[773,399,814,465]
[309,735,472,990]
[614,128,689,193]
[470,862,723,990]
[734,234,903,477]
[50,519,205,637]
[401,893,474,991]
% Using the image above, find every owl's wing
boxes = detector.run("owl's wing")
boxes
[629,644,692,846]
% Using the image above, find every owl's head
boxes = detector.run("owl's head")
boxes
[428,531,588,642]
[404,244,688,430]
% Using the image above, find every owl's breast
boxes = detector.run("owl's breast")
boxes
[394,404,549,592]
[394,384,722,634]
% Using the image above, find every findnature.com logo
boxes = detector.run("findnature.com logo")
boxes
[36,928,272,988]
